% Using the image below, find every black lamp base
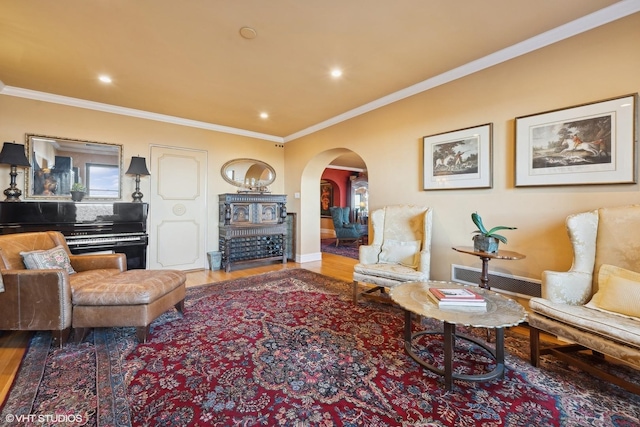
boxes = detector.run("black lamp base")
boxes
[131,190,144,203]
[130,174,144,202]
[3,167,22,201]
[3,186,22,202]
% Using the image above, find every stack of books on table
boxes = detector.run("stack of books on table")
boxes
[427,287,487,310]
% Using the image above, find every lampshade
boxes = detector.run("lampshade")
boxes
[125,156,150,176]
[0,142,30,167]
[1,142,30,202]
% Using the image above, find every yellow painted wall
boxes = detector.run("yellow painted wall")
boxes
[284,13,640,282]
[0,96,285,251]
[1,14,638,280]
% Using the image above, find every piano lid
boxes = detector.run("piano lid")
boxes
[0,201,148,227]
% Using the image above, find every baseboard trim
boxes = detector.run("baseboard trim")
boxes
[298,252,322,263]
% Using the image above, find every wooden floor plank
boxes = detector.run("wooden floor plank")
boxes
[0,331,32,404]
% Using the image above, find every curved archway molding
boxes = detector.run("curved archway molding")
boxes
[294,148,366,263]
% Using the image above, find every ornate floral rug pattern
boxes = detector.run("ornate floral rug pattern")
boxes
[2,269,640,426]
[320,238,359,259]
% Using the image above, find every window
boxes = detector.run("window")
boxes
[86,163,119,198]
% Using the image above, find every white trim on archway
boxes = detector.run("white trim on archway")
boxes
[295,148,367,263]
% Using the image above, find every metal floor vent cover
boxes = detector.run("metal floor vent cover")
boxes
[451,264,541,299]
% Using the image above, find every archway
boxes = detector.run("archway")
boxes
[297,148,367,262]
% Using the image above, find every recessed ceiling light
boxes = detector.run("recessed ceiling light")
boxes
[260,112,269,119]
[98,75,112,83]
[330,69,343,78]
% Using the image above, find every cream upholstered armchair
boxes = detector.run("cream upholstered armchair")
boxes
[352,205,432,303]
[529,204,640,394]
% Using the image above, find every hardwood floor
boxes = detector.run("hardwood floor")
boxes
[0,253,539,404]
[0,331,31,405]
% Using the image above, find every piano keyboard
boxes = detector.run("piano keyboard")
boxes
[66,233,147,247]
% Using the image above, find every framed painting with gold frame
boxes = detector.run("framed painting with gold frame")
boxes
[515,94,637,187]
[320,180,333,217]
[423,123,492,190]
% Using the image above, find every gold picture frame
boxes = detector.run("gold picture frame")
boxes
[515,94,637,187]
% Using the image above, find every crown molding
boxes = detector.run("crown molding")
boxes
[284,0,640,142]
[1,1,638,144]
[0,85,284,143]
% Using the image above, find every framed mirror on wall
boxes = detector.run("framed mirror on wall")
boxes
[221,158,276,193]
[25,134,123,200]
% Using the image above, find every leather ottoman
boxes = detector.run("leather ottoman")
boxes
[72,269,187,343]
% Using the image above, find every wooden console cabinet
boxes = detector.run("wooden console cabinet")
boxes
[218,193,287,272]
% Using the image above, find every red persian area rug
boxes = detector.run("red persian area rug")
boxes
[321,238,360,259]
[2,269,640,426]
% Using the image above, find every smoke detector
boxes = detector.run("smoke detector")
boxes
[239,27,257,40]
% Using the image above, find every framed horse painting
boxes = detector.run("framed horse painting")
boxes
[423,123,492,190]
[515,93,637,187]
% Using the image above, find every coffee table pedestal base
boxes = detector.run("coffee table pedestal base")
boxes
[404,311,505,390]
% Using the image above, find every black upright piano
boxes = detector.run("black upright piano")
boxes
[0,201,148,270]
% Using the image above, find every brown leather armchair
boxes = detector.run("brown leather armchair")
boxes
[0,231,126,346]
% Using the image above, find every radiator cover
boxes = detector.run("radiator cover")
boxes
[451,264,541,299]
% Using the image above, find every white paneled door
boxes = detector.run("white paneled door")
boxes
[148,145,207,270]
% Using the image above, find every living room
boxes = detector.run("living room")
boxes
[1,5,638,283]
[1,2,639,424]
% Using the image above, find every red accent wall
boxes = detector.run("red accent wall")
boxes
[321,169,353,207]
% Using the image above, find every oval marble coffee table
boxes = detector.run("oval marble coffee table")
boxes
[389,281,527,390]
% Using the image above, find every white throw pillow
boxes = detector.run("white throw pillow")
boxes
[378,239,421,268]
[20,245,76,275]
[585,264,640,320]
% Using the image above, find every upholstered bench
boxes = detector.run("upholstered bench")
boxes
[72,269,187,343]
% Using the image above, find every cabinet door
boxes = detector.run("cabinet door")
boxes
[257,203,279,224]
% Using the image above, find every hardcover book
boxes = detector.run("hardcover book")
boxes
[429,287,484,301]
[427,287,487,310]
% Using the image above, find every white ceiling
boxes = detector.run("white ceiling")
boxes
[1,0,636,146]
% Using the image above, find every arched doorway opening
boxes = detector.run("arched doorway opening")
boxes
[297,148,367,262]
[320,165,367,242]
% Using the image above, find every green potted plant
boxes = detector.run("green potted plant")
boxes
[70,182,86,202]
[471,212,516,253]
